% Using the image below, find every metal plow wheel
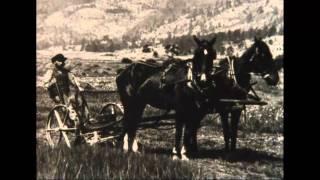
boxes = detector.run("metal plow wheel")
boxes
[46,105,77,148]
[95,103,124,142]
[99,103,124,123]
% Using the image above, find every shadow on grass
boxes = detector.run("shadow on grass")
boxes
[142,146,173,156]
[142,145,282,163]
[196,148,282,162]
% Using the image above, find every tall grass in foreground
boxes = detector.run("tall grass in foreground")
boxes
[37,144,203,179]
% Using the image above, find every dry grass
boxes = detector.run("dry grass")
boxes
[36,54,283,179]
[37,144,202,179]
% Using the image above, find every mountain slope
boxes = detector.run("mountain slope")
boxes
[37,0,283,50]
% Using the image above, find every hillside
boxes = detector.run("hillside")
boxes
[37,0,283,51]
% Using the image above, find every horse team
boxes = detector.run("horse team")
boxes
[116,35,280,160]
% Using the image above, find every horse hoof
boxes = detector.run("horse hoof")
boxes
[181,154,189,161]
[132,139,139,153]
[172,155,180,160]
[123,134,129,152]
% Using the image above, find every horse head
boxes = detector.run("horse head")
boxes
[244,37,279,86]
[192,35,217,84]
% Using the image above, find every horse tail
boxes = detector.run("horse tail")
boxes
[116,63,137,100]
[116,68,125,75]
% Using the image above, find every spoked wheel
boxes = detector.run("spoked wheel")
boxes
[46,105,77,148]
[99,103,124,123]
[98,103,124,139]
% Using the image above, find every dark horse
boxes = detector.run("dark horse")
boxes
[116,35,217,160]
[211,37,280,152]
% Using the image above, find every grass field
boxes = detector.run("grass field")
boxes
[36,51,283,179]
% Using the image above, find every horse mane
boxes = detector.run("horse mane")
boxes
[161,58,188,68]
[240,40,273,61]
[239,44,255,63]
[137,60,162,68]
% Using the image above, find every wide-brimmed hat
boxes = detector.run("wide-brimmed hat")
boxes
[51,54,67,63]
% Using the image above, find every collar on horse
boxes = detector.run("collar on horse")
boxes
[226,56,261,101]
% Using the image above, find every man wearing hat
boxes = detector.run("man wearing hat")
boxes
[43,53,83,101]
[43,53,88,144]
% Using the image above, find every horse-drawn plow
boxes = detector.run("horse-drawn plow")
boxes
[46,99,124,148]
[45,89,267,148]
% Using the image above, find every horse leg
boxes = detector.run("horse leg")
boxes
[122,107,130,152]
[123,102,145,153]
[187,128,198,158]
[123,114,138,152]
[230,110,241,151]
[181,123,192,161]
[189,116,201,156]
[173,119,183,160]
[220,111,230,152]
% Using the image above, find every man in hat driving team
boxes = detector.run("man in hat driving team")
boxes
[43,53,88,144]
[43,53,83,103]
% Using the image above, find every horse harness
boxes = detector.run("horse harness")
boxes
[160,60,193,87]
[159,60,214,108]
[225,57,261,101]
[226,56,238,85]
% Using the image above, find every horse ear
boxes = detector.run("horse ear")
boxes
[254,36,263,42]
[193,35,201,46]
[209,37,217,46]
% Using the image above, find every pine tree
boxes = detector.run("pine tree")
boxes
[246,13,253,22]
[268,25,277,37]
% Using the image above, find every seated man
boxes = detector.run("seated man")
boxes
[43,54,83,104]
[43,53,89,144]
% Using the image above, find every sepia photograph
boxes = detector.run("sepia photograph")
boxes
[36,0,284,179]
